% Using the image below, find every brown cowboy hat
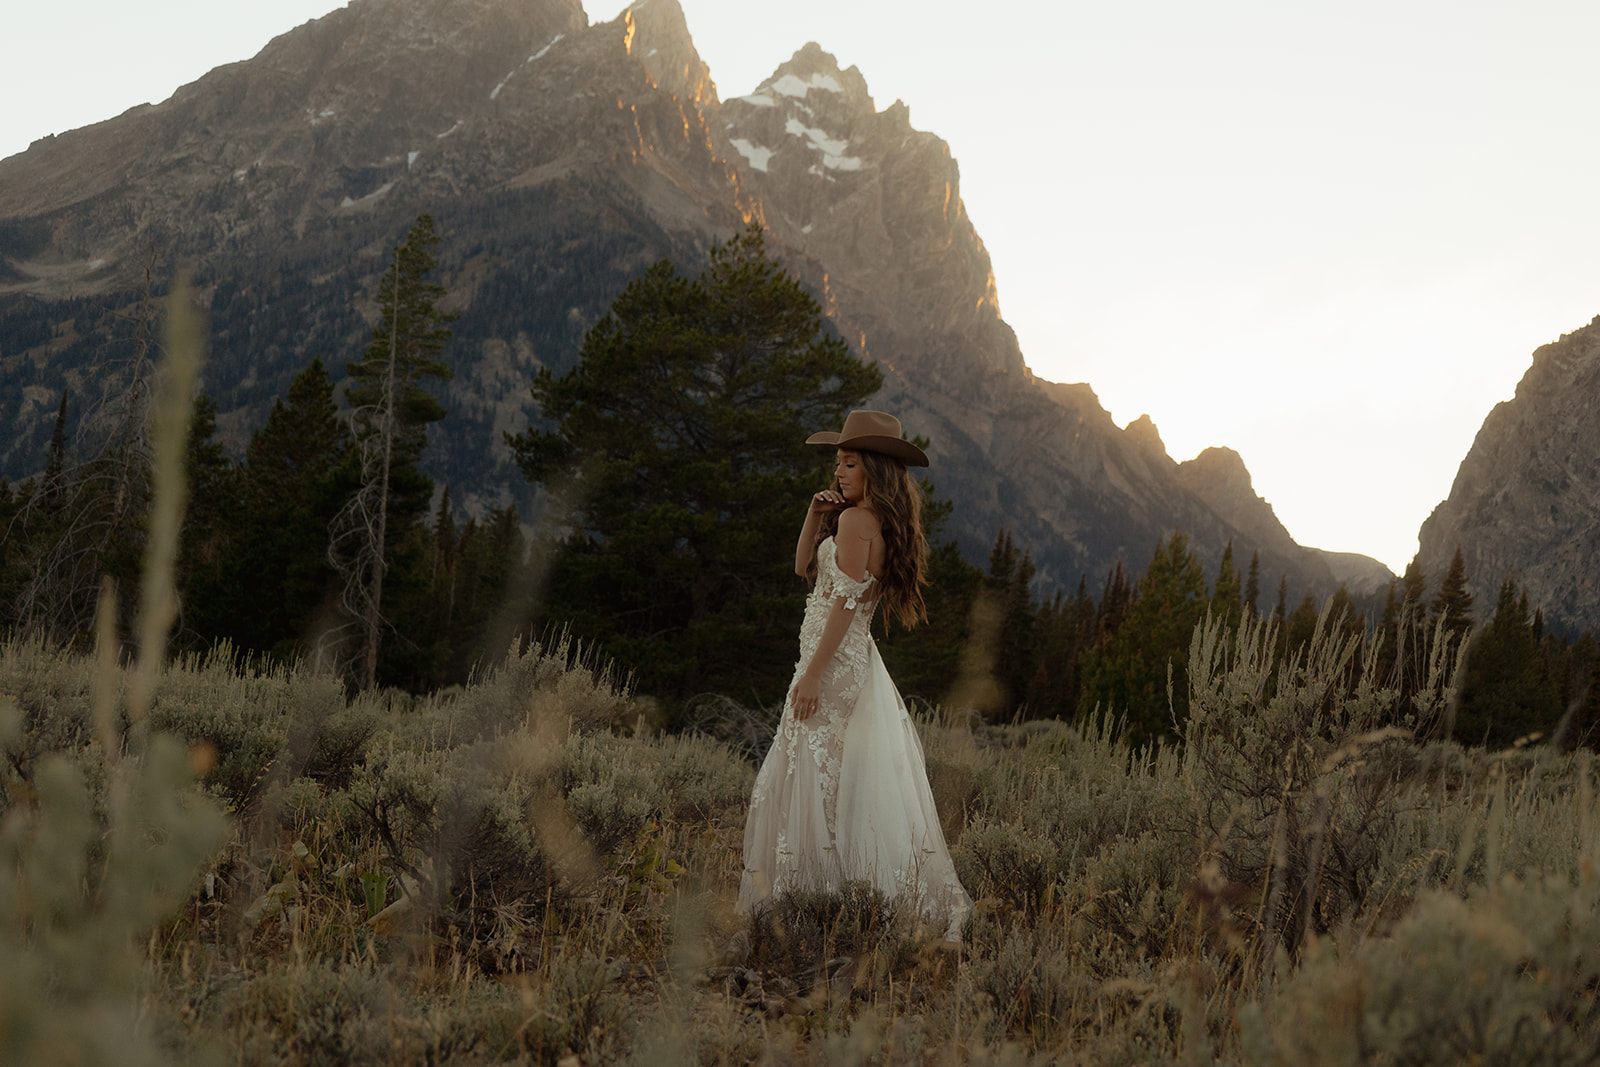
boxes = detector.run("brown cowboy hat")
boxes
[806,409,929,467]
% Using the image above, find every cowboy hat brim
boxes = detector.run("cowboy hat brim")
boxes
[806,430,929,468]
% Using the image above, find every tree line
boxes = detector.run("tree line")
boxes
[2,216,1594,750]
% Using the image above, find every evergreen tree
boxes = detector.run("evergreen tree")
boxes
[1375,578,1401,682]
[329,214,457,688]
[1326,586,1366,646]
[1393,559,1433,706]
[1432,545,1475,640]
[984,528,1040,716]
[231,357,354,660]
[1079,530,1208,745]
[1211,540,1242,631]
[1021,577,1098,720]
[42,389,68,506]
[1455,576,1552,747]
[509,224,881,709]
[1097,561,1133,642]
[1285,592,1319,656]
[174,393,245,646]
[441,504,529,684]
[1244,549,1261,617]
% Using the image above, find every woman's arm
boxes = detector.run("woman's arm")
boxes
[791,598,858,720]
[794,489,847,576]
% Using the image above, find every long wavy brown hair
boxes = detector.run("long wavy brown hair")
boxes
[814,448,929,631]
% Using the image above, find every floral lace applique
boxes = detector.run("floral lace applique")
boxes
[786,537,879,835]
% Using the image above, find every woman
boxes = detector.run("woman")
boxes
[738,410,971,941]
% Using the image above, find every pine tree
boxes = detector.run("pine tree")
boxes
[230,357,354,660]
[981,528,1041,716]
[1285,592,1319,656]
[1244,549,1261,617]
[1211,540,1242,630]
[173,393,244,645]
[1079,530,1208,745]
[1375,578,1401,682]
[1455,576,1550,747]
[1097,561,1133,642]
[1432,545,1475,640]
[1393,559,1432,705]
[509,223,880,708]
[329,214,457,688]
[42,389,68,507]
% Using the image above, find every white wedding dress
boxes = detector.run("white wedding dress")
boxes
[738,537,972,940]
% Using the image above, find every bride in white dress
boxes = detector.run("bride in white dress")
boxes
[738,410,971,941]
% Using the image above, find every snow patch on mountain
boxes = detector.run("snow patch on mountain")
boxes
[784,118,862,171]
[771,72,842,98]
[340,182,394,209]
[729,138,773,172]
[492,34,565,100]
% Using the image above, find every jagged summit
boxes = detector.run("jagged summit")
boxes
[723,44,879,183]
[746,43,874,112]
[622,0,718,109]
[1124,414,1170,460]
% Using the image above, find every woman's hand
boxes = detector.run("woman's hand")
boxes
[809,489,848,514]
[791,672,822,721]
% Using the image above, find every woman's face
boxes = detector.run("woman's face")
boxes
[835,449,868,503]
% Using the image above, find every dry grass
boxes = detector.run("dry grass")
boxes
[6,614,1600,1064]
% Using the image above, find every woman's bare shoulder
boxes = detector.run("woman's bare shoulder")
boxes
[837,505,882,540]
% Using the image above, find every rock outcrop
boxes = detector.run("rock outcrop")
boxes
[0,0,1375,597]
[1417,317,1600,631]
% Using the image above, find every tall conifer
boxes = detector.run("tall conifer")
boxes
[329,214,456,688]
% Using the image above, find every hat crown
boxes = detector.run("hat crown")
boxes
[838,410,904,440]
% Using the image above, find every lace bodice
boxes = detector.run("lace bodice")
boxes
[798,536,879,688]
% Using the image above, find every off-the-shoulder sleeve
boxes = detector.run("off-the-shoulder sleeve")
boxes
[830,569,877,611]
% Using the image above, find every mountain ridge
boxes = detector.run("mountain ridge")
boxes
[0,0,1389,599]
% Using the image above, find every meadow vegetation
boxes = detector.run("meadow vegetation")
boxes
[8,232,1600,1066]
[6,603,1600,1065]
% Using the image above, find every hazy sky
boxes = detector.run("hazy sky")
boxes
[6,0,1600,574]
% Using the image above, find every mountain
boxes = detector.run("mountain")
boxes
[1417,316,1600,632]
[0,0,1385,598]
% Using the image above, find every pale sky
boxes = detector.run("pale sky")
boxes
[6,0,1600,574]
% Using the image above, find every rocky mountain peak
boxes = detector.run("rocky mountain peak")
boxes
[755,43,874,115]
[1124,414,1170,459]
[1181,445,1252,493]
[621,0,718,109]
[721,43,877,184]
[1418,315,1600,631]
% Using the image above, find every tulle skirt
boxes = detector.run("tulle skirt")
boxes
[738,642,972,941]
